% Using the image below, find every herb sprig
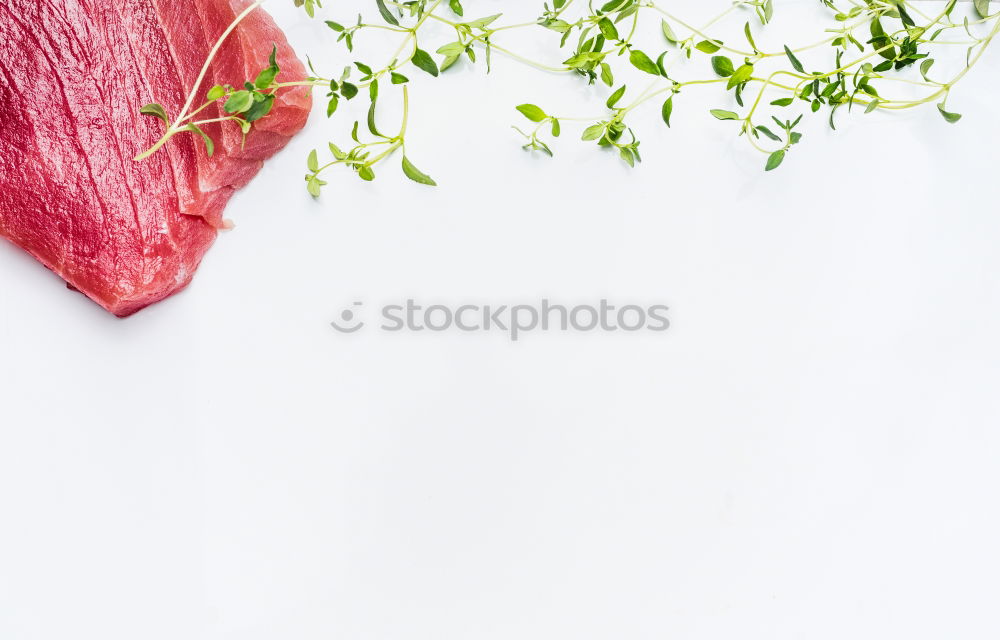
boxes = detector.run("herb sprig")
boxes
[136,2,301,161]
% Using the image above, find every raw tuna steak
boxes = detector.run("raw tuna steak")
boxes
[0,0,311,316]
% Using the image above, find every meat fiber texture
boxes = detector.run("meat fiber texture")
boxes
[0,0,311,316]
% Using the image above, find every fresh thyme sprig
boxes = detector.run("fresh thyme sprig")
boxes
[136,1,293,161]
[304,83,436,194]
[293,0,999,187]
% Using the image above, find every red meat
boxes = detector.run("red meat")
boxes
[0,0,311,316]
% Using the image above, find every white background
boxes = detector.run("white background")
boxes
[2,1,999,638]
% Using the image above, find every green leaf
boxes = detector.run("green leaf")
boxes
[340,82,359,99]
[581,124,605,141]
[784,45,805,73]
[727,63,753,89]
[771,97,794,107]
[358,165,375,181]
[390,71,409,84]
[462,14,502,30]
[711,56,734,77]
[656,51,668,77]
[437,42,466,57]
[606,84,626,109]
[223,90,254,114]
[937,102,962,123]
[206,85,226,101]
[629,49,660,75]
[328,142,346,160]
[376,0,400,26]
[306,178,322,198]
[254,45,280,88]
[551,118,561,137]
[244,93,275,122]
[600,62,614,87]
[620,147,635,167]
[661,96,673,127]
[186,123,214,157]
[710,109,739,120]
[411,48,439,76]
[401,156,438,186]
[598,17,619,41]
[367,100,381,136]
[765,149,785,171]
[139,103,169,124]
[870,18,896,60]
[695,39,722,54]
[743,22,758,52]
[563,52,605,68]
[661,19,679,44]
[974,0,990,19]
[919,58,935,82]
[307,149,319,172]
[298,0,317,18]
[449,0,464,16]
[755,125,782,142]
[516,104,547,122]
